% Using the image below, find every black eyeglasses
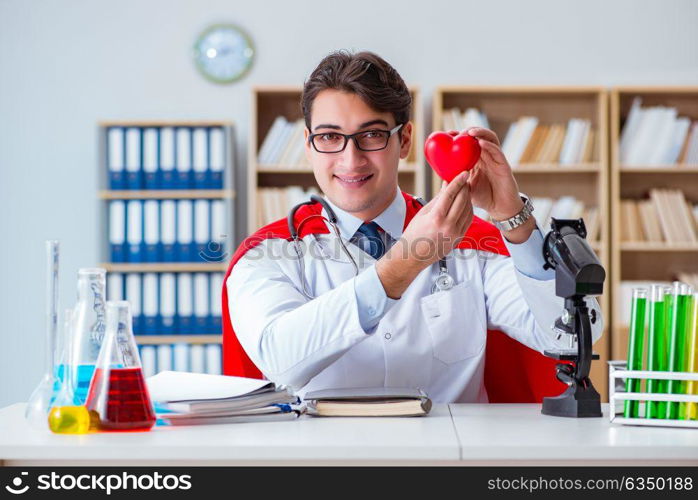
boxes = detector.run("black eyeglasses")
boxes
[308,123,404,153]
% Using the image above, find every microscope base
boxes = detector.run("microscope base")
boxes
[542,383,602,418]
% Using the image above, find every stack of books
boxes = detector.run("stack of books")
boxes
[620,190,698,244]
[257,116,309,167]
[620,97,698,166]
[146,371,302,426]
[256,186,322,227]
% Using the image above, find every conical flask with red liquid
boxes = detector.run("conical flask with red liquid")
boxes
[85,301,156,431]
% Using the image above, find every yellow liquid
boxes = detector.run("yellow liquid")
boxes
[48,405,92,434]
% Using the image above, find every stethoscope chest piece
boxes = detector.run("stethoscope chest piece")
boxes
[431,271,455,294]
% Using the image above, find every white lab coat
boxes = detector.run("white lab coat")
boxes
[227,227,603,404]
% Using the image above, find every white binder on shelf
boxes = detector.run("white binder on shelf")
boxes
[176,200,194,262]
[192,127,208,189]
[210,272,223,333]
[143,200,160,262]
[210,200,226,261]
[193,273,209,333]
[107,127,125,189]
[173,343,189,372]
[160,127,176,189]
[125,127,142,190]
[190,344,206,374]
[143,127,159,189]
[205,344,222,375]
[142,273,159,336]
[107,272,124,301]
[177,273,194,335]
[209,127,225,189]
[161,200,176,262]
[159,273,176,336]
[140,345,157,378]
[109,201,126,263]
[194,200,210,263]
[125,273,143,334]
[157,344,173,372]
[126,200,143,262]
[176,127,192,189]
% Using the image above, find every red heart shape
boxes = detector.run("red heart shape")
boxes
[424,131,481,182]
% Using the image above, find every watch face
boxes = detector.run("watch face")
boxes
[193,24,254,84]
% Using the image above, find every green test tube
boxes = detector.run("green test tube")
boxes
[624,288,647,419]
[645,285,668,419]
[682,292,697,420]
[666,283,692,420]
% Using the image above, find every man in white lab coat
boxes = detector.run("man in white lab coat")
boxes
[222,50,603,403]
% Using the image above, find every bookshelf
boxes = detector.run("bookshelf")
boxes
[248,85,426,232]
[98,121,236,371]
[433,86,611,398]
[610,87,698,361]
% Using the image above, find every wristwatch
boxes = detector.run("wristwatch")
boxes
[492,194,534,232]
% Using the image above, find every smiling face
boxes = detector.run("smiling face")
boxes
[304,89,412,222]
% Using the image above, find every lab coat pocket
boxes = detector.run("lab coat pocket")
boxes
[419,281,485,364]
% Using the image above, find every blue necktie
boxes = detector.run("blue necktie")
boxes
[354,221,386,260]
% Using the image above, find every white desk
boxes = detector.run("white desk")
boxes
[1,403,697,466]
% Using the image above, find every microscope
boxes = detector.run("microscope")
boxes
[541,218,606,418]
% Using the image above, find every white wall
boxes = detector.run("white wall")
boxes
[1,0,697,407]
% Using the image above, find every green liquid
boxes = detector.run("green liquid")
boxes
[646,299,668,419]
[624,294,646,418]
[667,293,690,420]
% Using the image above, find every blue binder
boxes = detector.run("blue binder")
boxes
[143,200,161,262]
[107,127,126,190]
[143,128,161,190]
[209,127,225,189]
[175,127,193,189]
[125,127,143,190]
[160,127,176,190]
[109,201,127,263]
[126,200,144,262]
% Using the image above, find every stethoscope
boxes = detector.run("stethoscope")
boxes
[287,194,455,299]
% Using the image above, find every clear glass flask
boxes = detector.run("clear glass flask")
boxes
[71,268,107,404]
[47,309,93,434]
[25,240,60,430]
[85,301,156,431]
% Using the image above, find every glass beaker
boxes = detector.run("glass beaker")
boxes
[71,268,107,404]
[25,240,60,430]
[85,301,156,431]
[47,309,93,434]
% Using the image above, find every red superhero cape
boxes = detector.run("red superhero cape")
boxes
[221,191,566,403]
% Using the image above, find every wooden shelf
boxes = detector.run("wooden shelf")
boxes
[135,335,222,345]
[101,263,228,273]
[620,165,698,173]
[511,163,600,173]
[433,86,611,400]
[249,85,426,231]
[620,242,698,252]
[99,190,235,200]
[609,86,698,366]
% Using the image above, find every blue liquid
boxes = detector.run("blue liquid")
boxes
[51,364,96,405]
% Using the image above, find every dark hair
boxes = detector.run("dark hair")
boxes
[301,50,411,131]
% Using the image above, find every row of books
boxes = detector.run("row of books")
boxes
[442,108,596,166]
[257,116,309,167]
[107,126,226,190]
[475,196,600,242]
[109,199,227,263]
[256,185,322,228]
[620,190,698,244]
[620,98,698,166]
[108,272,224,336]
[139,344,222,378]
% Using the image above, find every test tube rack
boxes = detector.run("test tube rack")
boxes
[608,361,698,428]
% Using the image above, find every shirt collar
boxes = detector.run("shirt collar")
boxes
[321,185,406,241]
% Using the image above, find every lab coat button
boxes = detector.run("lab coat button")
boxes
[384,332,392,340]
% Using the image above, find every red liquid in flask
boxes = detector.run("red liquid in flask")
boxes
[86,367,156,431]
